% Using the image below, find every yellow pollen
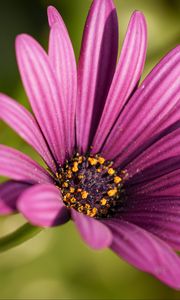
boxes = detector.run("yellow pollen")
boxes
[100,198,107,206]
[70,187,75,193]
[96,168,101,172]
[108,168,115,175]
[70,197,76,203]
[89,207,97,217]
[88,157,98,165]
[72,162,79,172]
[78,205,84,212]
[66,193,71,198]
[98,157,105,164]
[107,188,117,197]
[114,176,122,184]
[77,188,82,192]
[81,191,89,199]
[85,203,91,209]
[78,174,84,179]
[62,182,68,188]
[77,156,83,163]
[67,170,72,178]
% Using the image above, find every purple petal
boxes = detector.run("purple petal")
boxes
[0,145,52,184]
[47,5,62,26]
[119,194,180,250]
[126,124,180,177]
[105,219,180,289]
[16,34,67,165]
[93,11,147,153]
[0,93,56,172]
[76,0,118,153]
[102,46,180,165]
[71,209,112,250]
[0,181,30,215]
[128,169,180,197]
[48,7,77,156]
[17,184,70,227]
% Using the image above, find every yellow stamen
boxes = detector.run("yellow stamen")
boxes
[100,198,107,206]
[107,188,117,197]
[89,207,97,217]
[108,168,115,175]
[98,157,105,164]
[114,176,122,184]
[81,191,89,199]
[70,187,75,193]
[88,157,98,165]
[62,182,68,188]
[70,197,76,203]
[72,162,78,172]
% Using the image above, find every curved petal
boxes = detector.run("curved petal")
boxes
[76,0,118,153]
[48,7,77,156]
[102,46,180,165]
[0,145,52,184]
[71,209,112,250]
[0,93,56,172]
[119,195,180,250]
[126,124,180,177]
[47,5,62,26]
[105,219,180,289]
[0,181,30,215]
[17,184,70,227]
[93,11,147,153]
[15,34,67,165]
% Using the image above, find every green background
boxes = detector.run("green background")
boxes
[0,0,180,299]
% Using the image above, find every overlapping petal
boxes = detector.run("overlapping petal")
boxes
[71,209,112,250]
[17,184,70,227]
[0,94,56,172]
[93,11,147,153]
[76,0,118,153]
[102,46,180,166]
[105,220,180,289]
[16,34,67,165]
[0,181,30,215]
[48,6,77,156]
[0,145,52,184]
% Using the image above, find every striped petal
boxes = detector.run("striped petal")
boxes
[16,34,67,165]
[0,93,56,172]
[105,219,180,289]
[18,184,70,227]
[48,6,77,156]
[102,46,180,165]
[0,145,52,184]
[0,181,30,215]
[76,0,118,153]
[71,209,112,250]
[93,11,147,153]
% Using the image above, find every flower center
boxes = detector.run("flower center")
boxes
[55,153,125,218]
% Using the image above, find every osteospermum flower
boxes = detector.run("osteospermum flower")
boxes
[0,0,180,289]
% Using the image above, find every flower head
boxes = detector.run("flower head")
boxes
[0,0,180,289]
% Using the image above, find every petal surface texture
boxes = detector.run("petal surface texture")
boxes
[76,0,118,153]
[18,184,70,227]
[48,6,77,156]
[0,181,30,215]
[0,94,56,172]
[72,209,112,250]
[105,220,180,289]
[93,11,147,153]
[16,34,67,165]
[0,145,52,184]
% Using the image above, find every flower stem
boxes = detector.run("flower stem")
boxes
[0,223,42,253]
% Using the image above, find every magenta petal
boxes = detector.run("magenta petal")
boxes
[93,11,147,153]
[71,209,112,250]
[0,93,56,172]
[0,181,30,215]
[0,145,52,184]
[47,6,62,27]
[48,8,77,156]
[17,184,70,227]
[105,220,180,289]
[16,34,67,165]
[102,46,180,164]
[76,0,118,153]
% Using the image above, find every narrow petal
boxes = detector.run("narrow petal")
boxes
[47,5,62,26]
[17,184,70,227]
[48,9,77,156]
[126,124,180,177]
[102,46,180,165]
[0,93,56,172]
[71,209,112,250]
[16,34,67,165]
[76,0,118,153]
[93,11,147,153]
[119,195,180,250]
[0,181,30,215]
[105,220,180,289]
[0,145,52,184]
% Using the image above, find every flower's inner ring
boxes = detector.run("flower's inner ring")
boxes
[55,153,125,218]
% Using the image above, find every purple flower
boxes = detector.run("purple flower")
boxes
[0,0,180,289]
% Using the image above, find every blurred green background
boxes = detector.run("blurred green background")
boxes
[0,0,180,299]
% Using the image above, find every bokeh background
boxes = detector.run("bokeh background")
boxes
[0,0,180,299]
